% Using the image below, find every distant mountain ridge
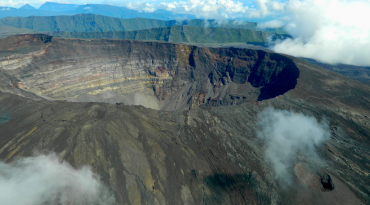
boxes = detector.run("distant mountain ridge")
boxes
[0,2,196,20]
[0,2,286,33]
[38,2,79,11]
[0,14,175,32]
[49,25,289,45]
[0,14,286,34]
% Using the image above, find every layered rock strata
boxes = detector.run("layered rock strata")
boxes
[0,34,299,110]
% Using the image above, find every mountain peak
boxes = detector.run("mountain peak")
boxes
[19,4,36,10]
[39,2,79,12]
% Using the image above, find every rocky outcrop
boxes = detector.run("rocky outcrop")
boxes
[0,34,299,110]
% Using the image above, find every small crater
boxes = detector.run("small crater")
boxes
[320,174,335,191]
[294,163,335,192]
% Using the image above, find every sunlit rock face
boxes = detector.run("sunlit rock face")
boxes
[0,34,299,110]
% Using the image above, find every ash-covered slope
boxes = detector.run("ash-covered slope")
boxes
[0,34,298,110]
[0,34,369,205]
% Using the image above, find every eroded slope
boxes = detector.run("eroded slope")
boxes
[0,81,369,204]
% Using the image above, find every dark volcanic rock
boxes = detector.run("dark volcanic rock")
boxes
[320,173,334,191]
[0,34,369,204]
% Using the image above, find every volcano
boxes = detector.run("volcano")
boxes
[0,34,369,204]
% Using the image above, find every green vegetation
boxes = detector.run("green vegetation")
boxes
[0,26,35,38]
[0,14,175,32]
[0,14,289,45]
[48,26,287,45]
[0,14,287,34]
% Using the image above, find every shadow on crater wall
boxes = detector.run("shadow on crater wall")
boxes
[197,48,300,105]
[250,53,300,101]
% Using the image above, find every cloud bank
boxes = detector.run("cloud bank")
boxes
[121,0,285,19]
[257,19,284,29]
[148,0,250,19]
[272,0,370,66]
[249,0,285,18]
[0,154,114,205]
[257,108,330,184]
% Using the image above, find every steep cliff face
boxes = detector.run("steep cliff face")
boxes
[0,35,299,110]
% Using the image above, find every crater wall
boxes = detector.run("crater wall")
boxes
[0,35,299,110]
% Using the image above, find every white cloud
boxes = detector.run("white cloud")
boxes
[0,0,29,8]
[127,0,251,19]
[269,0,284,10]
[250,0,268,17]
[126,2,156,13]
[0,154,114,205]
[249,0,285,18]
[257,19,284,29]
[146,0,285,19]
[272,0,370,66]
[257,107,330,184]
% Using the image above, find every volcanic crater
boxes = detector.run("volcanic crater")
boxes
[0,34,299,110]
[0,34,369,205]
